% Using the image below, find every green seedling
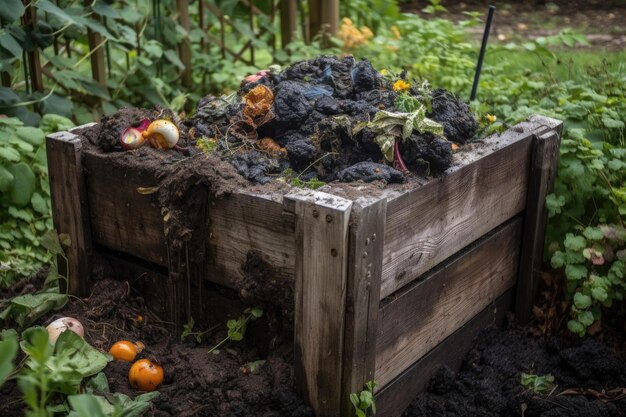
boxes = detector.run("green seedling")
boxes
[521,373,555,394]
[208,307,263,354]
[350,380,377,417]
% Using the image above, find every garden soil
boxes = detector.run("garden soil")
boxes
[2,275,625,416]
[403,323,626,417]
[0,276,312,417]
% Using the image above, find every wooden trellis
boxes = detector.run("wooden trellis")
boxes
[9,0,337,110]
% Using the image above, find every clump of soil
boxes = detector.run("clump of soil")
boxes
[403,326,626,417]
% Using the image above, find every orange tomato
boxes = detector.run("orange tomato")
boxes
[109,340,144,362]
[129,359,164,391]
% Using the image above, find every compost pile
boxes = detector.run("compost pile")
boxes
[90,56,477,186]
[189,56,477,184]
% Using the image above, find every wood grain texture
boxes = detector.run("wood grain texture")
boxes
[516,129,562,323]
[375,289,514,417]
[82,150,168,266]
[46,131,93,296]
[341,198,386,416]
[285,190,352,417]
[381,133,534,299]
[83,145,295,290]
[375,218,523,388]
[207,192,296,289]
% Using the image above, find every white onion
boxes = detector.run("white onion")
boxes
[46,317,85,345]
[143,120,179,149]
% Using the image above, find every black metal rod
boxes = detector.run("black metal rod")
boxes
[470,5,495,102]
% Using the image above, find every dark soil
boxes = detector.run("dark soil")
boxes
[2,271,625,417]
[403,325,626,417]
[84,57,478,188]
[0,277,311,417]
[402,0,626,50]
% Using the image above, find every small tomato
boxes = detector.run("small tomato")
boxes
[109,340,145,362]
[129,359,164,391]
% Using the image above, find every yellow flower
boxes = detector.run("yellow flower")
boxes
[392,79,410,92]
[360,26,374,40]
[391,25,401,40]
[338,17,373,49]
[380,69,389,76]
[486,114,497,123]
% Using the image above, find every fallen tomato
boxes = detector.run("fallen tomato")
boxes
[109,340,145,362]
[129,358,164,391]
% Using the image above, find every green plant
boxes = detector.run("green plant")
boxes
[0,230,71,329]
[281,168,326,190]
[0,329,18,388]
[551,224,625,335]
[521,373,555,394]
[17,326,111,416]
[208,307,263,354]
[0,115,73,287]
[180,317,218,344]
[350,380,377,417]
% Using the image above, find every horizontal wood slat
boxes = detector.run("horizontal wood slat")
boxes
[381,133,534,299]
[375,218,523,388]
[375,289,514,417]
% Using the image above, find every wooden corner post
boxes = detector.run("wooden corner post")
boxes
[46,132,93,297]
[341,197,386,416]
[516,116,563,323]
[284,190,352,417]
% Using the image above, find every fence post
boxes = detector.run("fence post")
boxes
[84,1,106,87]
[22,0,44,92]
[307,0,338,46]
[176,0,192,88]
[284,190,352,417]
[280,0,297,47]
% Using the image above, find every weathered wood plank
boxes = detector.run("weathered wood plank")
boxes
[375,289,514,417]
[46,132,93,296]
[381,133,534,299]
[285,190,352,417]
[515,129,562,323]
[83,145,295,290]
[341,198,386,416]
[207,193,296,288]
[376,218,523,388]
[82,150,168,266]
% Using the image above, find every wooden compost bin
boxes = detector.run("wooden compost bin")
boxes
[46,115,562,417]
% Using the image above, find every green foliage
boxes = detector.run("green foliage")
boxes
[208,307,263,354]
[281,168,326,190]
[0,116,73,287]
[350,380,377,417]
[0,330,18,388]
[18,327,111,417]
[551,224,626,336]
[521,373,555,394]
[340,0,400,31]
[0,0,279,123]
[1,230,70,330]
[67,372,159,417]
[180,317,216,344]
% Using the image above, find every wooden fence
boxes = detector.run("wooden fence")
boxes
[7,0,338,97]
